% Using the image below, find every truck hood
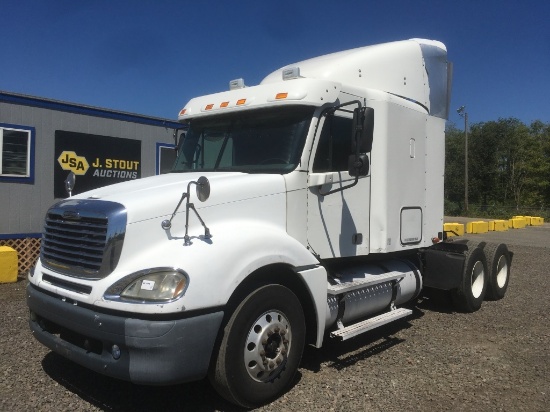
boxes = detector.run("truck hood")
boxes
[71,172,287,224]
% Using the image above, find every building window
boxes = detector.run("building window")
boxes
[0,124,35,183]
[156,143,177,174]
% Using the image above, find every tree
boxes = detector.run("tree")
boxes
[445,118,550,215]
[444,123,465,213]
[529,120,550,208]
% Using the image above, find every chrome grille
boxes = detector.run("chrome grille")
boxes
[41,200,127,279]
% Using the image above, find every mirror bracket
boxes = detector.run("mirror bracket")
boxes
[161,176,212,244]
[318,174,360,196]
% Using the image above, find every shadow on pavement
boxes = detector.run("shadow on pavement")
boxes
[40,299,453,410]
[41,352,243,412]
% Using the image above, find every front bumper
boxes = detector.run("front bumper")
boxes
[27,283,223,385]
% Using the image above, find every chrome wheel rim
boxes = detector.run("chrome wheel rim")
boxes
[243,310,291,382]
[471,260,485,298]
[496,255,508,288]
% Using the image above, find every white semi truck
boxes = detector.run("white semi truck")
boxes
[27,39,512,407]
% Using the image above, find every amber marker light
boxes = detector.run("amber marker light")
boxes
[179,108,187,116]
[205,104,214,110]
[220,101,229,108]
[275,92,288,100]
[236,99,247,106]
[174,278,186,297]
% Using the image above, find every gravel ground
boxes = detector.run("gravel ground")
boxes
[1,223,548,411]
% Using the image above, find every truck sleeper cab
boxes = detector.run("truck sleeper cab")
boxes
[27,39,512,408]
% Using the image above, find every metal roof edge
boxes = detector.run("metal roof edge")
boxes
[0,232,42,240]
[0,90,182,129]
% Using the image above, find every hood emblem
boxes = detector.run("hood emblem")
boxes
[63,210,81,220]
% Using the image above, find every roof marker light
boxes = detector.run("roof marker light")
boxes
[205,104,214,110]
[220,101,229,108]
[236,99,246,106]
[229,78,246,90]
[282,67,300,80]
[275,93,288,100]
[179,108,187,116]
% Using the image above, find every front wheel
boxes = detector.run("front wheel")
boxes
[209,284,305,408]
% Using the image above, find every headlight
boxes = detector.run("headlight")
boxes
[105,268,188,303]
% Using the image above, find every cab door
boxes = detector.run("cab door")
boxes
[306,105,371,259]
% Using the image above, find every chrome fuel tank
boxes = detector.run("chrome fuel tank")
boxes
[326,259,422,329]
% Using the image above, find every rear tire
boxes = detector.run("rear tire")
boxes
[452,246,488,312]
[209,284,305,408]
[484,243,511,300]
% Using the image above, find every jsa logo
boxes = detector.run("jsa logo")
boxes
[57,151,90,175]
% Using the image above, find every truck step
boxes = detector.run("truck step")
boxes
[327,271,405,295]
[330,308,413,341]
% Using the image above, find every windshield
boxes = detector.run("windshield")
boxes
[172,106,314,174]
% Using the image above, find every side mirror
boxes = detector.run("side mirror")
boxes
[351,107,374,153]
[348,154,369,176]
[64,172,76,197]
[174,131,185,153]
[196,176,210,202]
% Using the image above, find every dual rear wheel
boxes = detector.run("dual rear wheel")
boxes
[452,241,511,312]
[484,242,511,300]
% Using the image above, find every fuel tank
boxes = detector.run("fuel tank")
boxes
[326,259,422,329]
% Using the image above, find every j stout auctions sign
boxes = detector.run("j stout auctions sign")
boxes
[54,131,141,198]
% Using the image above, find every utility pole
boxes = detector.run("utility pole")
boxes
[457,106,468,212]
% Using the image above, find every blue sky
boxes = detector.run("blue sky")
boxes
[2,1,549,126]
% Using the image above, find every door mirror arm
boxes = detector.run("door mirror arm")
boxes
[318,174,360,197]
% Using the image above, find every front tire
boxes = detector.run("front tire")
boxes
[452,246,488,312]
[209,284,305,408]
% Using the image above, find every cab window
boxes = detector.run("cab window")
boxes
[312,115,352,172]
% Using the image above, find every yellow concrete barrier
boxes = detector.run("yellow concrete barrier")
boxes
[466,221,489,234]
[513,216,531,226]
[0,246,18,283]
[529,217,544,226]
[444,223,464,237]
[489,220,508,231]
[509,218,526,229]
